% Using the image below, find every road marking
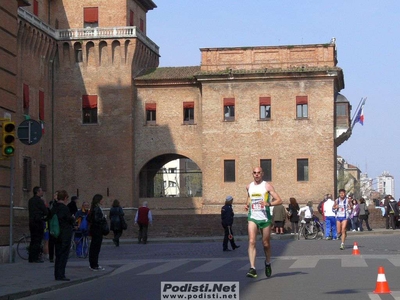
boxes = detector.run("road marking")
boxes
[189,259,231,273]
[392,291,400,300]
[138,260,189,275]
[388,258,400,267]
[341,257,368,267]
[109,261,149,276]
[289,257,319,268]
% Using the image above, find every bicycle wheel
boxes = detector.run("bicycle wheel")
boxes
[297,224,302,240]
[69,238,75,258]
[17,235,30,260]
[82,236,89,259]
[306,223,318,239]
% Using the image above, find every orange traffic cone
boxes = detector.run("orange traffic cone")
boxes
[373,266,391,294]
[352,242,360,255]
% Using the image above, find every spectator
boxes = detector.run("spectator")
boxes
[221,195,240,251]
[109,199,125,247]
[287,197,300,234]
[52,190,75,281]
[272,204,287,234]
[350,199,360,231]
[358,198,372,231]
[75,201,90,256]
[323,194,337,240]
[387,195,399,230]
[298,201,314,223]
[89,194,107,271]
[135,201,153,244]
[67,196,79,216]
[28,186,48,263]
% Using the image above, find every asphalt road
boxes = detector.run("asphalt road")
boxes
[18,233,400,300]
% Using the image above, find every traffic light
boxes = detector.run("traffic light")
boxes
[2,121,16,157]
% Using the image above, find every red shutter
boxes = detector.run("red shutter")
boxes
[145,103,156,110]
[183,102,194,109]
[296,96,308,105]
[23,84,30,108]
[223,98,235,106]
[130,10,134,26]
[33,0,38,16]
[259,97,271,106]
[39,91,45,120]
[140,19,144,31]
[84,7,98,23]
[82,95,98,109]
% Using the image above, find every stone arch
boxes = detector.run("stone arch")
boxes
[99,41,108,66]
[62,42,70,66]
[139,154,202,198]
[86,41,96,65]
[112,40,121,65]
[73,42,82,63]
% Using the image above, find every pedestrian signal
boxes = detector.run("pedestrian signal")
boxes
[2,121,16,157]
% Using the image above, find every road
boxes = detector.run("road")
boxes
[19,233,400,300]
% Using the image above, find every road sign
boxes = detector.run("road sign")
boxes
[17,120,42,145]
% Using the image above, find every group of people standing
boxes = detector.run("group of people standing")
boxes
[28,187,152,281]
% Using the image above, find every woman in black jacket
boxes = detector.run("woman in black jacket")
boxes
[52,190,75,281]
[288,197,300,234]
[89,194,107,271]
[221,196,240,251]
[109,199,125,247]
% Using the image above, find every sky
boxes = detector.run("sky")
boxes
[147,0,400,197]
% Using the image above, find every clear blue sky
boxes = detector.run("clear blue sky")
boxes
[147,0,400,197]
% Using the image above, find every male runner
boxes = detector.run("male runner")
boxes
[245,166,283,278]
[333,189,351,250]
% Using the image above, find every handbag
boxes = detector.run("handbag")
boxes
[120,216,128,230]
[102,219,110,236]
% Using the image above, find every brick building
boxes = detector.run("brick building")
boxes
[0,0,354,255]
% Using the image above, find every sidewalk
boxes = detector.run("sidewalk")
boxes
[0,229,397,300]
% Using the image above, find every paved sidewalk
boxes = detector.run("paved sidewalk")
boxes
[0,229,397,300]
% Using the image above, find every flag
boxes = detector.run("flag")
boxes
[354,98,366,126]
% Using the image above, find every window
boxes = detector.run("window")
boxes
[296,96,308,118]
[84,7,98,28]
[260,159,272,182]
[23,84,29,115]
[183,102,194,124]
[145,103,156,125]
[39,91,44,121]
[224,98,235,121]
[297,159,309,181]
[224,160,235,182]
[82,95,98,124]
[129,10,134,26]
[33,0,38,16]
[23,157,32,191]
[40,164,47,192]
[140,18,144,31]
[336,103,347,116]
[259,97,271,120]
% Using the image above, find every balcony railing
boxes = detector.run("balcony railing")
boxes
[18,7,159,54]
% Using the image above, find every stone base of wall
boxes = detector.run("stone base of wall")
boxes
[8,206,394,243]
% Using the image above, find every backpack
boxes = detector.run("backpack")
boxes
[78,215,89,233]
[49,213,60,238]
[317,199,326,214]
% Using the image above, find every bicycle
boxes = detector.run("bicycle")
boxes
[297,218,318,240]
[16,234,44,260]
[69,230,90,259]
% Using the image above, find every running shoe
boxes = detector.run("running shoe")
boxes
[265,262,272,277]
[340,243,345,250]
[246,268,257,278]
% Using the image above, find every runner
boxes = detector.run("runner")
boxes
[245,166,283,278]
[333,189,351,250]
